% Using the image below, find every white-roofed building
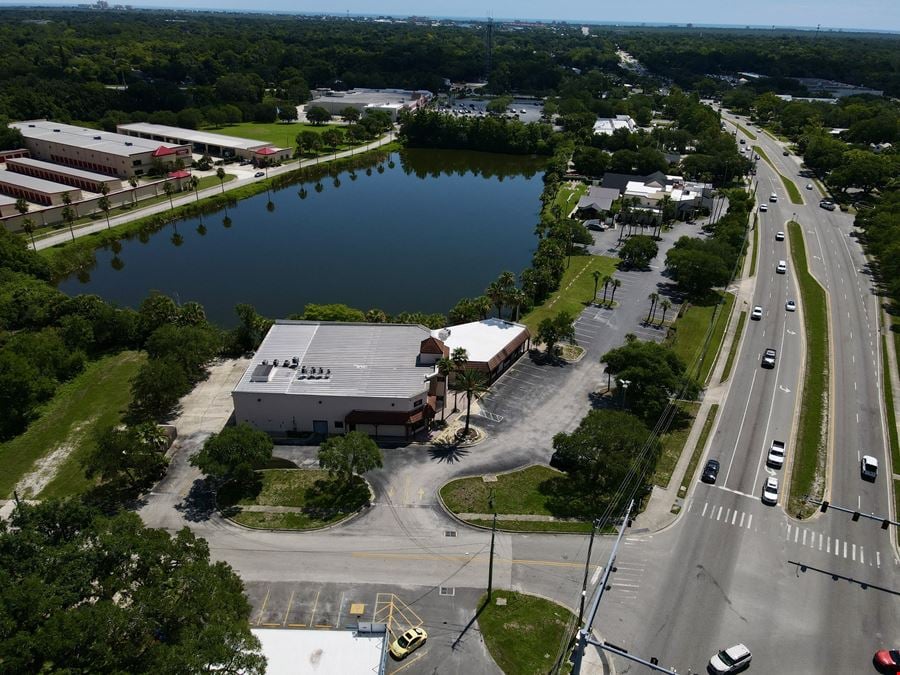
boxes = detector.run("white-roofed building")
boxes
[592,114,636,136]
[0,195,19,218]
[116,122,292,163]
[232,318,530,438]
[252,624,388,675]
[0,169,82,206]
[307,88,432,121]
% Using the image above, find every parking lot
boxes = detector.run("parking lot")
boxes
[244,580,498,674]
[438,97,545,124]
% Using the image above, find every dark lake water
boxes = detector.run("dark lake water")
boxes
[58,149,546,326]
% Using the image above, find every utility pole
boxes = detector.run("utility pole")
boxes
[487,488,497,601]
[577,520,599,626]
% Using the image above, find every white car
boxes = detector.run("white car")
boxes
[806,183,813,190]
[762,476,779,505]
[759,204,767,212]
[751,305,763,321]
[785,300,796,312]
[776,260,787,274]
[769,192,778,203]
[861,455,878,481]
[775,231,785,241]
[709,643,752,674]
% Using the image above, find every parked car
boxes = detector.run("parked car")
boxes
[775,231,785,241]
[767,440,785,469]
[751,306,763,321]
[708,644,752,674]
[776,260,787,274]
[762,476,779,504]
[759,204,767,212]
[254,171,265,178]
[701,459,720,484]
[389,627,427,659]
[785,300,796,312]
[861,455,879,481]
[762,348,777,369]
[873,648,900,673]
[820,200,836,211]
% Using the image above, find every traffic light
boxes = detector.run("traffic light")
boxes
[882,519,891,530]
[852,511,860,522]
[819,501,829,513]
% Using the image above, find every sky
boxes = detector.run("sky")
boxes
[11,0,900,33]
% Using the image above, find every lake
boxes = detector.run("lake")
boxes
[57,149,547,326]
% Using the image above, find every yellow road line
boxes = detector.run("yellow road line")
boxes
[352,552,583,568]
[309,590,320,627]
[390,650,428,674]
[283,589,295,627]
[255,587,271,626]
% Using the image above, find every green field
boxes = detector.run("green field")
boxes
[522,255,619,333]
[787,221,829,516]
[554,181,588,216]
[652,402,700,488]
[0,351,145,499]
[477,591,576,675]
[667,292,735,384]
[219,469,370,530]
[206,121,334,148]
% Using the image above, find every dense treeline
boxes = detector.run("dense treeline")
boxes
[621,30,900,97]
[400,109,558,155]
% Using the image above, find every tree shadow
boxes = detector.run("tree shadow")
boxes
[428,444,471,464]
[81,481,150,515]
[178,477,231,522]
[304,475,370,515]
[538,475,593,519]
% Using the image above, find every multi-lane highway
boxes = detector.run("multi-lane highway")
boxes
[606,112,897,674]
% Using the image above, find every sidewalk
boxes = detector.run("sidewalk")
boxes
[34,131,396,251]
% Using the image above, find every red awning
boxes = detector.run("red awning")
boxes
[152,146,178,157]
[254,146,278,155]
[346,406,434,426]
[167,169,191,179]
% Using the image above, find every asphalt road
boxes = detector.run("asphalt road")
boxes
[603,111,898,674]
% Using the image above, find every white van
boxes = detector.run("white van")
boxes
[769,192,778,203]
[776,260,787,274]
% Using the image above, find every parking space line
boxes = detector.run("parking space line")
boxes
[255,586,271,626]
[391,651,428,674]
[283,589,295,627]
[309,590,320,627]
[335,591,345,629]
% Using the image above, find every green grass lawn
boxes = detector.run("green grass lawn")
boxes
[749,213,759,277]
[554,181,588,216]
[477,591,576,675]
[720,311,747,383]
[522,255,619,333]
[652,402,700,488]
[468,519,592,533]
[882,336,900,475]
[0,351,145,499]
[787,221,829,516]
[219,469,369,530]
[679,404,720,495]
[667,292,735,385]
[205,122,334,148]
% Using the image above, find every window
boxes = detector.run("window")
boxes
[334,421,344,429]
[132,159,142,166]
[413,399,424,407]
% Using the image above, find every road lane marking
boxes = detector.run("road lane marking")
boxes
[309,590,320,627]
[844,541,848,558]
[827,537,831,554]
[877,552,881,568]
[702,502,708,517]
[256,586,271,626]
[819,533,823,551]
[591,567,602,586]
[861,548,865,565]
[802,529,807,546]
[731,511,737,525]
[716,506,723,521]
[725,507,731,521]
[786,524,791,540]
[794,528,799,543]
[283,589,295,627]
[740,512,746,528]
[746,514,752,529]
[852,544,857,561]
[723,367,761,485]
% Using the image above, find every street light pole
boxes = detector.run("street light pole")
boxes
[577,519,599,626]
[487,488,497,601]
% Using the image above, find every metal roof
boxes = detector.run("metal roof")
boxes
[0,169,77,194]
[6,157,121,184]
[234,321,434,399]
[576,186,619,212]
[11,120,186,158]
[117,122,270,152]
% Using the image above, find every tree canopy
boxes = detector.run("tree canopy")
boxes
[191,423,274,483]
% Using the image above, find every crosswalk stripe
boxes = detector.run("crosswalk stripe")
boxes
[844,541,848,558]
[731,511,737,525]
[746,514,752,529]
[860,548,865,565]
[852,544,856,561]
[877,551,881,568]
[740,512,746,528]
[716,506,723,521]
[802,529,807,546]
[701,502,708,517]
[827,537,830,554]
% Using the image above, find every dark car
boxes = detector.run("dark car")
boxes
[762,348,777,369]
[782,150,789,156]
[874,649,900,673]
[701,459,720,484]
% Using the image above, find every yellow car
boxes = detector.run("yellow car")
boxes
[389,627,427,659]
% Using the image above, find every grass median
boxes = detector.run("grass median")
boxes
[720,311,747,383]
[521,254,618,334]
[477,590,576,675]
[749,213,759,277]
[787,221,829,516]
[0,351,145,499]
[753,145,803,204]
[735,122,757,140]
[882,336,900,476]
[667,291,735,385]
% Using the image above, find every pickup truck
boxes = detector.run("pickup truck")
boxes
[767,440,785,468]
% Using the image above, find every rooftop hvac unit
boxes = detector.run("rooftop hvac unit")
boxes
[300,366,306,373]
[438,328,451,340]
[261,359,268,365]
[125,142,133,146]
[272,359,279,367]
[93,136,101,140]
[292,356,299,365]
[53,129,60,132]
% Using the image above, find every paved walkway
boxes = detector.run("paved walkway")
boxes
[34,131,395,250]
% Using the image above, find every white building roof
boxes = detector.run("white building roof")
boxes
[11,120,186,158]
[433,318,529,364]
[0,169,77,194]
[117,122,271,152]
[6,157,121,184]
[234,321,433,399]
[592,115,636,135]
[251,628,385,675]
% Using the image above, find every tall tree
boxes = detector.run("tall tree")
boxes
[216,167,227,193]
[163,181,175,209]
[191,423,273,484]
[452,368,488,436]
[21,217,37,251]
[647,292,659,323]
[659,299,672,326]
[318,431,383,485]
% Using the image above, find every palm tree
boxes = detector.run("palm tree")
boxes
[436,356,455,421]
[485,280,505,318]
[591,269,602,304]
[216,167,226,193]
[163,182,175,209]
[473,296,492,320]
[450,347,468,412]
[510,288,528,322]
[14,197,29,219]
[98,194,112,229]
[647,292,659,323]
[21,217,36,250]
[600,274,612,304]
[189,175,200,202]
[609,278,622,305]
[453,368,488,436]
[128,176,139,204]
[61,205,76,241]
[659,299,672,326]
